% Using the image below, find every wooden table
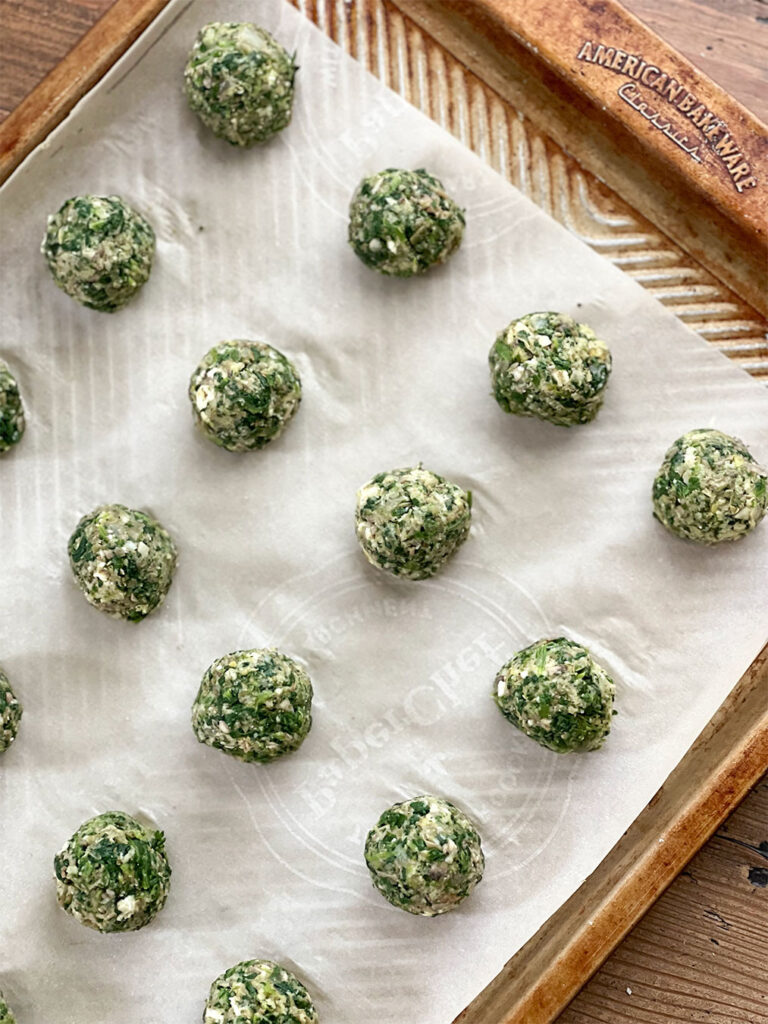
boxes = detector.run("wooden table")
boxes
[1,3,766,1022]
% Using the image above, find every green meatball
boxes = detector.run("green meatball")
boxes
[68,503,178,622]
[203,959,318,1024]
[189,340,301,452]
[348,168,465,277]
[54,811,171,933]
[652,428,767,544]
[493,637,616,753]
[184,22,297,146]
[192,648,313,764]
[489,311,612,426]
[41,195,155,312]
[0,669,22,755]
[355,466,471,580]
[364,795,484,916]
[0,993,17,1024]
[0,360,25,453]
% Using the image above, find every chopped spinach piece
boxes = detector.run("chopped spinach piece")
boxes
[364,794,484,916]
[67,503,177,621]
[41,195,154,312]
[0,992,17,1024]
[192,648,313,764]
[348,168,464,277]
[355,466,471,580]
[203,959,317,1023]
[0,669,22,754]
[54,811,171,933]
[0,360,25,453]
[189,339,301,452]
[652,428,767,544]
[184,22,297,146]
[489,311,612,426]
[493,636,616,753]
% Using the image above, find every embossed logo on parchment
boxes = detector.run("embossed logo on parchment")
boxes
[576,41,759,193]
[231,556,569,885]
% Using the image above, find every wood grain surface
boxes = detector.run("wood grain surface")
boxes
[0,3,766,1023]
[2,0,767,122]
[623,0,768,124]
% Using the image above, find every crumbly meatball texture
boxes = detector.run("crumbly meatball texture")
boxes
[652,428,767,544]
[41,195,155,312]
[54,811,171,933]
[192,648,313,764]
[0,670,22,755]
[68,503,178,622]
[0,993,16,1024]
[189,340,301,452]
[348,168,465,277]
[494,637,616,753]
[184,22,297,146]
[355,466,472,580]
[0,360,25,453]
[203,959,318,1024]
[489,311,612,426]
[364,795,485,916]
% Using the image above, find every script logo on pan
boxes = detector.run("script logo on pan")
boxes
[236,555,574,886]
[576,40,759,194]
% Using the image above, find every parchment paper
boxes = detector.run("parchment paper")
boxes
[0,2,767,1021]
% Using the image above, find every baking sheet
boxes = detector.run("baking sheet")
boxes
[0,1,767,1021]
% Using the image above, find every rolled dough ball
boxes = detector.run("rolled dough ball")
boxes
[364,794,484,916]
[204,959,318,1024]
[54,811,171,933]
[41,195,155,312]
[192,648,313,764]
[67,503,178,622]
[189,340,301,452]
[0,360,25,453]
[493,636,616,753]
[489,311,612,426]
[652,428,767,544]
[348,168,465,276]
[0,669,22,755]
[184,22,297,146]
[355,466,471,580]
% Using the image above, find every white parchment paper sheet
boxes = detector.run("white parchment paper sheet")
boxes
[1,1,767,1021]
